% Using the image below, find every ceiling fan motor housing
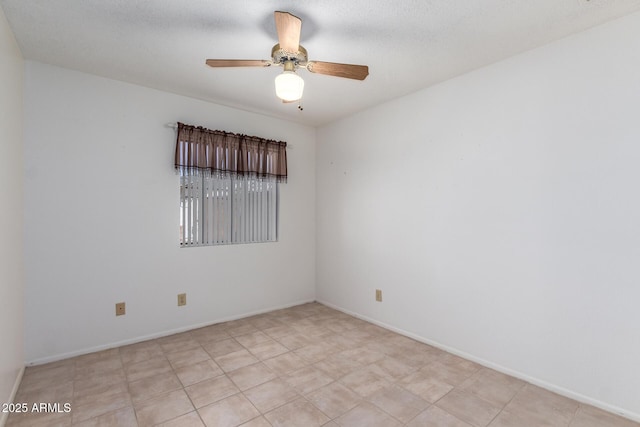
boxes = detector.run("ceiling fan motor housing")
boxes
[272,44,308,68]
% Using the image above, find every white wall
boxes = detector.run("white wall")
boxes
[317,11,640,420]
[23,62,316,364]
[0,6,24,426]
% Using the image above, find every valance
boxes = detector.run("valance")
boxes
[174,122,287,182]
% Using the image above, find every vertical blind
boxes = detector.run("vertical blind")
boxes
[175,123,286,247]
[179,173,278,246]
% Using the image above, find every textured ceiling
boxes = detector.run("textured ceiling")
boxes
[3,0,640,126]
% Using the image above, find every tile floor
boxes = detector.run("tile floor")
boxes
[6,302,639,427]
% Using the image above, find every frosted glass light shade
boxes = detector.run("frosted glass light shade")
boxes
[275,71,304,101]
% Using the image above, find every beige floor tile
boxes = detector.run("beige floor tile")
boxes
[341,327,375,342]
[134,389,194,427]
[420,360,479,387]
[272,315,302,325]
[156,410,205,427]
[323,334,360,350]
[128,371,183,404]
[276,333,314,350]
[185,375,240,408]
[250,316,284,330]
[222,318,254,327]
[322,320,350,334]
[74,368,126,396]
[500,384,580,426]
[5,411,71,427]
[369,356,416,381]
[488,408,556,427]
[71,406,137,427]
[263,352,308,375]
[244,340,290,360]
[16,378,73,407]
[243,379,300,413]
[203,338,245,358]
[234,331,272,348]
[227,362,277,391]
[306,381,362,419]
[175,359,224,387]
[284,366,334,394]
[18,364,75,395]
[339,366,390,397]
[363,339,398,356]
[391,345,444,369]
[262,325,296,339]
[74,349,122,379]
[225,323,260,337]
[367,384,430,423]
[238,415,273,427]
[438,353,482,375]
[335,401,402,427]
[159,336,202,355]
[388,338,437,356]
[296,326,335,341]
[264,397,330,427]
[165,346,211,369]
[215,350,260,373]
[459,368,525,407]
[157,331,193,344]
[71,382,132,424]
[119,341,164,366]
[338,347,385,365]
[294,343,339,363]
[313,353,362,379]
[570,405,640,427]
[124,356,173,382]
[407,406,473,427]
[21,359,74,383]
[360,324,395,338]
[436,389,502,427]
[198,393,260,427]
[288,318,316,330]
[386,334,421,349]
[191,326,231,345]
[398,370,454,403]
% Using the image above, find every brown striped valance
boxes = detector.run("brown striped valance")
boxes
[174,122,287,182]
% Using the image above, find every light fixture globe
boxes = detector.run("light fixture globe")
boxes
[275,70,304,102]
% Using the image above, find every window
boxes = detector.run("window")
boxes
[179,173,279,246]
[174,122,287,247]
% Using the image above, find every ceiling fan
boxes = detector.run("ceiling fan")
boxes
[206,11,369,103]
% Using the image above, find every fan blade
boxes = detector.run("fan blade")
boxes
[307,61,369,80]
[274,11,301,53]
[206,59,271,67]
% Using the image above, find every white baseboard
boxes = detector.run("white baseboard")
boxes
[0,366,25,427]
[26,299,315,366]
[317,299,640,424]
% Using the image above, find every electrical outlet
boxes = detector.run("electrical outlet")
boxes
[177,293,187,306]
[115,302,126,316]
[375,289,382,302]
